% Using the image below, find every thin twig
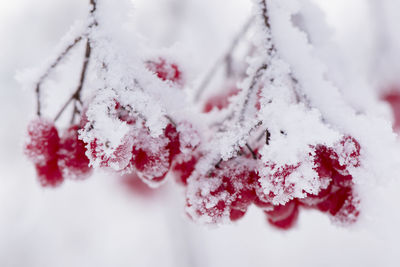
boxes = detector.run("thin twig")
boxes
[35,36,83,116]
[194,17,254,102]
[245,143,257,159]
[238,63,267,122]
[54,39,92,122]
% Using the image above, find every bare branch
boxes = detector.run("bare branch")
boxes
[54,39,92,122]
[194,17,254,102]
[35,36,83,116]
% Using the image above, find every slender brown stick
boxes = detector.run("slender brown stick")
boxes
[194,17,254,102]
[35,36,83,116]
[35,0,97,118]
[54,39,92,122]
[245,143,257,159]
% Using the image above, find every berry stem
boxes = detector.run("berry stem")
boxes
[54,0,97,122]
[35,36,83,117]
[54,39,92,122]
[245,143,257,159]
[194,17,254,102]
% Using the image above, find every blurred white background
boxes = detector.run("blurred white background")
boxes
[0,0,399,266]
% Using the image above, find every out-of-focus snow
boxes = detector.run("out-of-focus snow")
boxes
[1,0,400,266]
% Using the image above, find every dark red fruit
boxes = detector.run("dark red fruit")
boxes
[229,209,247,221]
[115,101,136,125]
[186,159,258,223]
[35,159,64,187]
[146,57,183,85]
[165,123,180,162]
[172,155,198,185]
[121,172,157,197]
[298,183,332,206]
[203,86,240,113]
[265,200,299,230]
[260,162,300,203]
[334,191,360,224]
[317,186,352,216]
[58,125,91,179]
[382,88,400,130]
[24,118,60,164]
[131,144,170,184]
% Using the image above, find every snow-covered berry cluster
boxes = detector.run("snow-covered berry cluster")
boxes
[24,118,91,187]
[21,0,400,231]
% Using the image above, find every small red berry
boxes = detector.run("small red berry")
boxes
[35,159,64,187]
[317,186,352,216]
[265,200,299,230]
[186,158,258,223]
[121,172,157,197]
[172,154,198,185]
[165,123,180,162]
[146,57,183,85]
[58,125,91,179]
[203,86,240,113]
[24,118,60,164]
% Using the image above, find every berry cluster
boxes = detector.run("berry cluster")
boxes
[25,57,362,230]
[183,135,361,229]
[24,118,91,187]
[83,60,199,187]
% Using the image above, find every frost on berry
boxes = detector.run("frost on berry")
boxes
[24,118,64,187]
[131,127,171,186]
[335,135,361,168]
[258,159,325,205]
[186,158,258,224]
[332,190,360,225]
[58,125,92,179]
[172,154,198,185]
[115,101,137,125]
[176,121,201,154]
[24,118,60,164]
[87,133,134,172]
[146,57,183,86]
[165,123,180,163]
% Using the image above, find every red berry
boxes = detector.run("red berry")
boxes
[333,191,360,224]
[146,57,183,85]
[259,162,300,203]
[203,86,240,113]
[313,136,360,188]
[165,123,180,162]
[131,129,170,185]
[115,101,136,125]
[253,195,274,210]
[121,172,157,197]
[229,209,247,221]
[336,135,361,168]
[265,200,299,230]
[382,88,400,130]
[298,182,332,206]
[186,158,258,223]
[176,121,200,152]
[172,154,198,185]
[87,131,134,172]
[35,159,64,187]
[24,118,60,164]
[317,186,352,216]
[58,125,91,179]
